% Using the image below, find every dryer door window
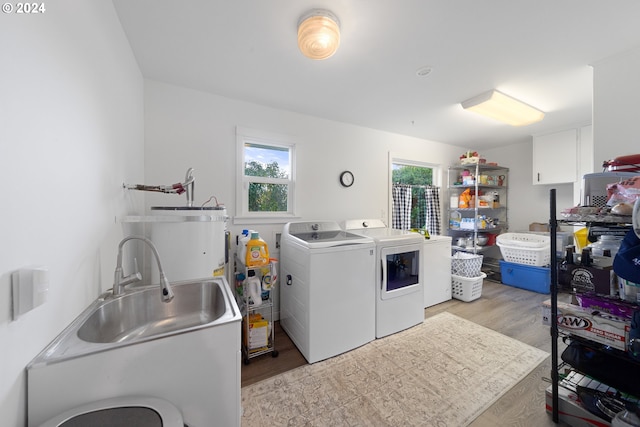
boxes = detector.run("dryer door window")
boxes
[381,243,422,300]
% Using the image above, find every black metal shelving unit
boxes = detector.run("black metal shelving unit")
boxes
[549,189,560,422]
[548,188,639,424]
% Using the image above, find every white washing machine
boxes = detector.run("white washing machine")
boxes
[280,221,376,363]
[423,235,453,308]
[343,219,424,338]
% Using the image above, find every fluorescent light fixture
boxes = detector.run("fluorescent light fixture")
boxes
[297,9,340,60]
[461,90,544,126]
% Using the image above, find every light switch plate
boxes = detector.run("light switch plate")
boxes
[12,267,49,320]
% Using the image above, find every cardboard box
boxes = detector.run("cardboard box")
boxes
[575,293,638,321]
[542,299,630,351]
[529,222,549,232]
[558,263,614,295]
[243,314,270,350]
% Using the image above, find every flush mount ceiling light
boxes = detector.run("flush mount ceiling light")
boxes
[297,9,340,60]
[461,90,545,126]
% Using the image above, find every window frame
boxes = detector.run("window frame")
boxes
[235,126,297,224]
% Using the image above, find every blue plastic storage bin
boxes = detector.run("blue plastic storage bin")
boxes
[499,260,550,294]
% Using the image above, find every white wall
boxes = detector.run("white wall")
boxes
[593,47,640,167]
[143,80,462,318]
[144,79,462,244]
[0,2,143,424]
[484,141,574,232]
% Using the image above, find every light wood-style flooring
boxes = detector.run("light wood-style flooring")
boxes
[241,279,571,426]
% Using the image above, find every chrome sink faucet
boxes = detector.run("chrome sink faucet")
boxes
[112,236,174,302]
[184,167,195,207]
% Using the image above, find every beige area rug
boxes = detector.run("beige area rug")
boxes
[241,312,549,427]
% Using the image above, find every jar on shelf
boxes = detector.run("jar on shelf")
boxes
[587,235,623,257]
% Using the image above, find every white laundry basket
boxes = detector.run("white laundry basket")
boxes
[497,233,550,266]
[451,272,486,302]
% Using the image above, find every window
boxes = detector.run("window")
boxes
[392,163,434,186]
[236,127,296,222]
[390,159,441,234]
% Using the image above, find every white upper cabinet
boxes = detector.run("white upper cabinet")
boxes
[532,129,578,185]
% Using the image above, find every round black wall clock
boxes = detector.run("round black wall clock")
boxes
[340,171,354,187]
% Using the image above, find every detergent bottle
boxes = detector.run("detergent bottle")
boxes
[449,211,461,229]
[246,270,262,307]
[245,232,269,267]
[237,229,252,265]
[260,262,277,300]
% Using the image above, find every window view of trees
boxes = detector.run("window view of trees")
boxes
[392,164,432,185]
[245,160,288,212]
[240,139,293,215]
[392,164,434,229]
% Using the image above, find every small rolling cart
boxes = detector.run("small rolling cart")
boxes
[234,258,279,365]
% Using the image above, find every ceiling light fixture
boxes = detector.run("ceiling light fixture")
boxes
[461,90,545,126]
[297,9,340,60]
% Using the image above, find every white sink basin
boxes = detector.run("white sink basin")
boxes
[27,276,242,427]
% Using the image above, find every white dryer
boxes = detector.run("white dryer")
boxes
[343,219,424,338]
[280,221,376,363]
[423,235,453,308]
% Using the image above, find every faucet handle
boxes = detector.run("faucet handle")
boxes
[121,271,142,286]
[120,257,142,286]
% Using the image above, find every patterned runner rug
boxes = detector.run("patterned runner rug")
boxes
[241,312,549,426]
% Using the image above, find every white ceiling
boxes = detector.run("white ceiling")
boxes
[112,0,640,150]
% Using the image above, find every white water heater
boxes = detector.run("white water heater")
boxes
[149,206,228,283]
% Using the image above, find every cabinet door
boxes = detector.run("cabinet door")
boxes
[532,129,577,185]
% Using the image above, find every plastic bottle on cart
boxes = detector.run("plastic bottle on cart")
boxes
[580,248,592,267]
[558,246,575,288]
[234,272,246,299]
[245,232,269,267]
[237,229,253,265]
[450,210,461,229]
[260,265,273,300]
[246,270,262,307]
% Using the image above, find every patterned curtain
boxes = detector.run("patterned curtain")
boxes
[392,185,412,230]
[413,186,426,229]
[423,185,441,236]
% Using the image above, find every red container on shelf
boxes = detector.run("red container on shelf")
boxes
[603,153,640,172]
